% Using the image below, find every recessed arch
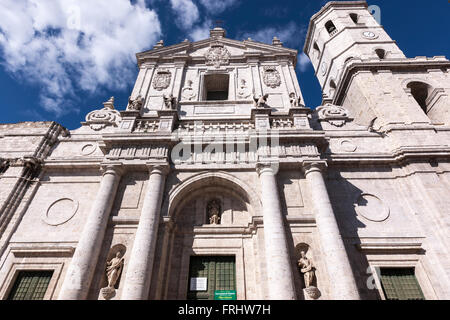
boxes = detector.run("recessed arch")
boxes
[313,41,321,60]
[163,171,261,218]
[349,13,358,24]
[344,56,355,64]
[406,81,433,114]
[375,48,386,59]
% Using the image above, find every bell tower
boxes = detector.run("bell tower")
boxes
[304,1,450,128]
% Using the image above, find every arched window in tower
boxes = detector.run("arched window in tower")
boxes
[207,199,222,225]
[325,21,337,36]
[375,49,386,59]
[350,13,358,24]
[407,81,433,115]
[329,79,337,96]
[313,42,321,60]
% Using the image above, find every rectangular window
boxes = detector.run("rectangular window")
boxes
[379,268,425,300]
[7,271,53,300]
[204,74,229,101]
[187,256,235,300]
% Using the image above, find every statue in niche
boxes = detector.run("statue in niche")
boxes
[163,94,177,110]
[106,251,124,288]
[127,94,144,111]
[207,199,221,225]
[298,250,315,288]
[101,250,124,300]
[253,93,269,108]
[181,80,196,101]
[289,92,302,107]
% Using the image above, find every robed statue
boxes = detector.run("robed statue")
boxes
[106,251,124,288]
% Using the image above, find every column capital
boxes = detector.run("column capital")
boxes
[100,162,124,177]
[256,162,278,176]
[145,162,170,176]
[302,161,327,176]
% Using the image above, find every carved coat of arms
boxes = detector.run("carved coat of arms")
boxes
[205,42,230,68]
[152,69,172,91]
[262,66,281,88]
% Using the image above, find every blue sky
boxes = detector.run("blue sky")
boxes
[0,0,448,130]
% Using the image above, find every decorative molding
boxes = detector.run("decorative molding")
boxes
[10,245,75,257]
[340,140,357,152]
[356,237,424,253]
[354,193,390,222]
[107,145,169,160]
[361,31,378,40]
[81,143,97,156]
[43,198,79,226]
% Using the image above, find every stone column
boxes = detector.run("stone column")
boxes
[257,163,296,300]
[303,162,360,300]
[58,164,123,300]
[121,164,168,300]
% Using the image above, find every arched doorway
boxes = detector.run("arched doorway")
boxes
[152,172,264,300]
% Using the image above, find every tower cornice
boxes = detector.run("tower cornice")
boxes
[303,1,368,54]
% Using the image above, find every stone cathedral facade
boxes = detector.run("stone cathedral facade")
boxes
[0,1,449,300]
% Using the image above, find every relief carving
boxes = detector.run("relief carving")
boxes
[181,80,196,101]
[205,42,230,68]
[237,79,251,99]
[316,103,350,127]
[152,68,172,91]
[262,66,281,88]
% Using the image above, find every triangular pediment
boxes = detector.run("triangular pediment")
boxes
[136,35,298,66]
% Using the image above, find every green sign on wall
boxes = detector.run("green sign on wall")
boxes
[214,290,237,300]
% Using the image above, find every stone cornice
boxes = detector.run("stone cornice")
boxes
[334,57,450,105]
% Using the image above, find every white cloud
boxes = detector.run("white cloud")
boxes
[190,19,212,41]
[169,0,199,30]
[238,22,310,72]
[199,0,239,14]
[297,53,311,72]
[239,22,305,49]
[0,0,161,116]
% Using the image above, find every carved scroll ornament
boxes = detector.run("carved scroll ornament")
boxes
[85,97,121,131]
